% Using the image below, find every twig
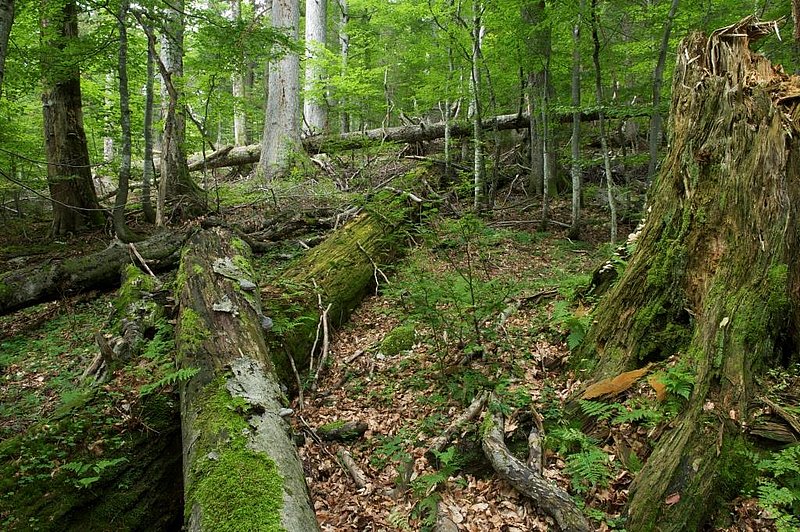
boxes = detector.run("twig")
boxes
[309,279,324,372]
[357,241,389,294]
[128,243,158,279]
[383,185,424,203]
[287,348,305,411]
[339,449,370,491]
[312,303,332,391]
[427,391,489,458]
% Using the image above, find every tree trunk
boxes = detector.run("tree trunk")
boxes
[0,230,191,315]
[0,0,12,101]
[156,0,205,224]
[40,0,104,236]
[568,2,583,240]
[175,228,318,531]
[646,0,680,181]
[471,0,486,212]
[189,113,530,171]
[262,196,412,385]
[112,0,139,243]
[258,0,301,181]
[336,0,349,133]
[573,17,800,531]
[142,41,156,224]
[590,0,616,244]
[231,0,249,146]
[303,0,328,135]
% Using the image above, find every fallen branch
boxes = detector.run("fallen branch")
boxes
[339,449,370,491]
[427,391,489,459]
[482,395,590,532]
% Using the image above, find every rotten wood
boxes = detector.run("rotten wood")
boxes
[426,391,489,459]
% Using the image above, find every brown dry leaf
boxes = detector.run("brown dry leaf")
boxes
[665,492,681,506]
[582,364,652,399]
[648,374,667,401]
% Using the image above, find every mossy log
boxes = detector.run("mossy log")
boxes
[0,230,190,315]
[175,227,318,531]
[571,17,800,531]
[262,195,412,385]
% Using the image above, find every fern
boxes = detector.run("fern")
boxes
[565,447,614,494]
[140,366,200,396]
[611,405,663,426]
[754,444,800,532]
[580,399,619,421]
[662,363,695,400]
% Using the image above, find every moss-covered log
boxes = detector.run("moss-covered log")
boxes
[572,17,800,531]
[0,230,191,315]
[175,227,318,531]
[262,193,412,384]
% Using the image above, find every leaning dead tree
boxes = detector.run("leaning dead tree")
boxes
[572,17,800,531]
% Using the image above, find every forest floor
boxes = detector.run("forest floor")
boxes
[0,153,784,531]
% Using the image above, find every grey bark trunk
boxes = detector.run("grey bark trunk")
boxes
[142,42,156,224]
[112,0,137,243]
[568,3,584,239]
[336,0,349,133]
[232,0,248,146]
[591,0,617,244]
[303,0,327,134]
[258,0,301,181]
[647,0,680,181]
[471,0,486,212]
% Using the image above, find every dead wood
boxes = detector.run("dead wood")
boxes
[317,421,368,442]
[426,391,489,459]
[482,395,591,532]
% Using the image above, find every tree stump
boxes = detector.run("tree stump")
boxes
[572,17,800,531]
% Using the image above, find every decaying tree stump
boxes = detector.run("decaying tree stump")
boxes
[572,17,800,531]
[175,228,318,531]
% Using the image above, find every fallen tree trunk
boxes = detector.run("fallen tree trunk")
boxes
[0,230,190,315]
[571,17,800,531]
[188,106,655,171]
[175,227,318,531]
[261,191,413,385]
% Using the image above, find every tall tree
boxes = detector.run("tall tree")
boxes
[258,0,300,180]
[141,41,156,224]
[40,0,104,236]
[470,0,487,211]
[303,0,327,134]
[568,0,584,239]
[336,0,349,133]
[647,0,680,181]
[591,0,617,244]
[0,0,15,101]
[156,0,204,224]
[231,0,248,146]
[111,0,138,242]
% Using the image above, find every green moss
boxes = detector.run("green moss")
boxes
[380,324,416,356]
[319,420,346,431]
[178,308,211,359]
[115,264,158,314]
[231,237,250,256]
[186,378,285,531]
[193,264,204,275]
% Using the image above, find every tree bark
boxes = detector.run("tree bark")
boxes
[142,40,156,224]
[590,0,617,244]
[573,17,800,531]
[112,0,139,243]
[40,0,104,236]
[231,0,249,146]
[335,0,349,133]
[0,230,191,315]
[303,0,328,135]
[0,0,12,101]
[175,228,318,531]
[258,0,301,180]
[471,0,486,212]
[262,196,412,385]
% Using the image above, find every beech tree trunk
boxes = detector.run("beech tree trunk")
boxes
[0,0,14,101]
[303,0,327,135]
[258,0,301,180]
[40,0,104,236]
[231,0,249,146]
[175,228,318,531]
[573,18,800,531]
[568,2,583,239]
[142,42,156,224]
